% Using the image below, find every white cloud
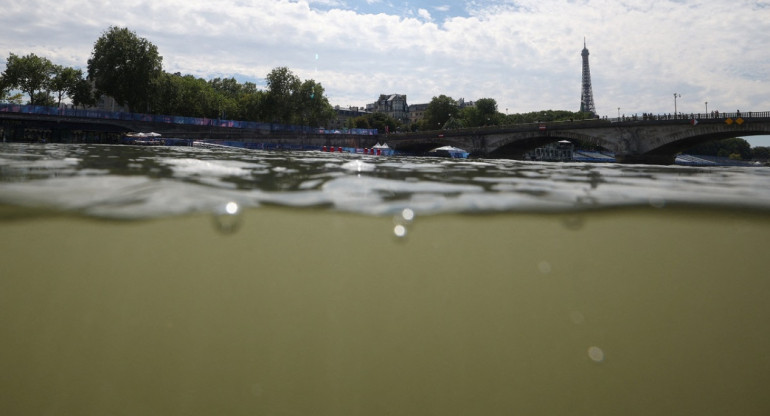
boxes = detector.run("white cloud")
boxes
[1,0,769,116]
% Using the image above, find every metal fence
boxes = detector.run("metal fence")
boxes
[0,103,378,136]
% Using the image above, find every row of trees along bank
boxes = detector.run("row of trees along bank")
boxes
[0,26,336,127]
[347,95,597,133]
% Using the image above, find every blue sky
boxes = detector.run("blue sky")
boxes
[2,0,770,145]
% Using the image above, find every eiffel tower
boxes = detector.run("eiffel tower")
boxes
[580,38,596,116]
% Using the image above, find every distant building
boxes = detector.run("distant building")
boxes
[93,94,128,113]
[327,106,370,130]
[367,94,410,125]
[456,98,475,109]
[408,103,429,125]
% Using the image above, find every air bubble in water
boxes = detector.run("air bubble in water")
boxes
[392,208,414,240]
[588,346,605,362]
[213,201,242,234]
[400,208,415,223]
[570,311,585,325]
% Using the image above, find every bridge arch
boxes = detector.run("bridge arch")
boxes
[386,135,471,154]
[484,130,613,157]
[640,123,770,156]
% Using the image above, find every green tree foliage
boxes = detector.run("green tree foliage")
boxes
[49,66,83,107]
[264,67,301,124]
[0,75,7,100]
[459,97,499,127]
[237,89,266,122]
[1,53,55,105]
[261,67,335,126]
[31,91,56,107]
[88,26,163,112]
[209,77,247,120]
[502,109,590,124]
[71,77,95,109]
[349,112,400,133]
[422,95,459,130]
[295,80,336,127]
[686,137,752,160]
[751,146,770,161]
[151,73,220,118]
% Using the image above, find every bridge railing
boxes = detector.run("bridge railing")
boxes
[0,103,378,136]
[609,111,770,123]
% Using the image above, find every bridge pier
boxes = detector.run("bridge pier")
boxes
[614,153,676,165]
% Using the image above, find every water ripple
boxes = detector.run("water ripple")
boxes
[1,143,769,219]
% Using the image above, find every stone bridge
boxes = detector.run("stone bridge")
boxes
[387,112,770,164]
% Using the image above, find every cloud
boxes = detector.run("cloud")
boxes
[1,0,768,116]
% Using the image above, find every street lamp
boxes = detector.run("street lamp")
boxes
[705,101,708,114]
[617,107,620,120]
[674,93,681,118]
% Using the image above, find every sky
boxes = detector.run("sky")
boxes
[2,0,770,145]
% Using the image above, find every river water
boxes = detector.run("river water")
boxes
[1,142,769,415]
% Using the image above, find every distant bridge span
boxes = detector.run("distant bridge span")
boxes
[388,112,770,164]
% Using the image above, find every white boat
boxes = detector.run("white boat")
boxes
[428,146,469,158]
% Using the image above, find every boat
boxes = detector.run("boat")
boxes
[122,132,164,146]
[427,146,469,158]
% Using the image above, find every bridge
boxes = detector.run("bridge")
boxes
[2,104,769,164]
[389,112,770,164]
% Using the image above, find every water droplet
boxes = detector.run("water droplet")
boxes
[213,201,242,234]
[570,311,585,325]
[588,346,605,362]
[538,261,552,274]
[393,224,407,238]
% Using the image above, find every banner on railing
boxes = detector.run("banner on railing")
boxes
[0,103,378,135]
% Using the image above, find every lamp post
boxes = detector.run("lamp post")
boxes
[674,93,681,118]
[617,107,620,120]
[705,101,708,114]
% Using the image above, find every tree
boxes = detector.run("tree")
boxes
[0,74,7,100]
[1,53,55,106]
[88,26,163,112]
[294,79,335,127]
[422,95,458,130]
[687,137,751,160]
[49,65,83,107]
[264,67,301,124]
[347,113,399,133]
[238,90,266,122]
[458,98,500,128]
[751,146,770,161]
[71,77,95,109]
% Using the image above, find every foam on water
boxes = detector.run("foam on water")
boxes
[2,143,770,219]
